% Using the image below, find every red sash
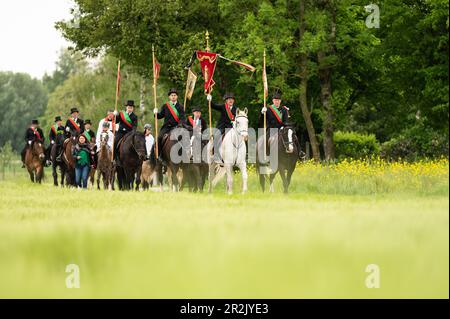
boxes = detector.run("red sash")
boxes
[68,118,80,132]
[188,116,194,126]
[120,112,133,128]
[269,106,283,124]
[51,125,57,135]
[32,128,42,141]
[225,103,234,122]
[166,102,180,123]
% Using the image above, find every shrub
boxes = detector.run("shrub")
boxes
[381,124,449,161]
[333,131,380,160]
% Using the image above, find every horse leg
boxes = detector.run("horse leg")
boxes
[171,166,179,192]
[226,164,233,195]
[97,169,101,190]
[269,173,276,193]
[52,163,58,186]
[279,168,289,194]
[135,168,142,191]
[259,172,266,193]
[60,166,65,187]
[208,163,215,193]
[196,166,203,193]
[28,169,35,183]
[36,165,43,184]
[239,162,248,194]
[284,167,294,194]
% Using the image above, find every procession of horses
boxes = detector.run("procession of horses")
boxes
[22,88,302,194]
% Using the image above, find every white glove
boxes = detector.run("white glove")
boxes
[153,108,158,115]
[261,106,267,113]
[65,127,70,132]
[28,140,32,145]
[51,140,55,144]
[113,110,119,116]
[207,94,212,102]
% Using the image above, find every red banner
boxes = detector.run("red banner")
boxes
[197,50,218,94]
[153,58,160,82]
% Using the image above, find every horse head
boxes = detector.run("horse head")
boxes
[100,132,109,147]
[234,108,249,142]
[280,123,297,154]
[132,131,147,161]
[32,139,46,162]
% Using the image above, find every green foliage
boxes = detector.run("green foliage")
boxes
[42,48,88,93]
[40,55,168,133]
[0,0,443,160]
[333,131,380,160]
[381,122,449,161]
[0,72,48,152]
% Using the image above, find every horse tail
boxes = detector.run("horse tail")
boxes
[211,164,227,187]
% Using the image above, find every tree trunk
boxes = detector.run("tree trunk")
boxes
[299,0,321,162]
[318,51,335,161]
[317,0,337,161]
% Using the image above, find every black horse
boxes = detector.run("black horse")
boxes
[50,133,67,186]
[116,131,147,190]
[257,124,300,193]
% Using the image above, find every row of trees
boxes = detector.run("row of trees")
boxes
[0,0,447,160]
[55,0,448,161]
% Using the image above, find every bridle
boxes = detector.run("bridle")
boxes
[279,126,296,153]
[131,132,146,158]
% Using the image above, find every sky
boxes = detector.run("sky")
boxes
[0,0,75,79]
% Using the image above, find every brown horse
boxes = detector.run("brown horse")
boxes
[25,140,46,183]
[96,132,113,190]
[160,125,191,192]
[62,135,77,186]
[140,160,157,190]
[182,130,208,192]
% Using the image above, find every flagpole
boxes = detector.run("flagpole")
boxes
[205,31,213,141]
[111,59,121,163]
[183,68,189,112]
[152,45,159,159]
[263,50,267,161]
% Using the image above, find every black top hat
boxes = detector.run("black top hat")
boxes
[31,119,39,125]
[272,92,282,100]
[168,88,178,96]
[223,92,235,101]
[125,100,135,107]
[54,116,62,122]
[192,106,202,113]
[85,119,92,125]
[70,107,79,114]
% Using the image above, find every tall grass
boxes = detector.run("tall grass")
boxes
[0,159,448,298]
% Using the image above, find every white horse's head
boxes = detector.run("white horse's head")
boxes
[234,108,249,141]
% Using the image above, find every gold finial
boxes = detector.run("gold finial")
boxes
[205,30,210,52]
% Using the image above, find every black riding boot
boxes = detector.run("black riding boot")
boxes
[21,146,27,168]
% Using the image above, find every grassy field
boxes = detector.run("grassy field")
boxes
[0,159,448,298]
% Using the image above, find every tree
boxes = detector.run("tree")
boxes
[42,48,88,93]
[0,72,48,152]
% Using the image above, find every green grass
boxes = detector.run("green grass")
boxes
[0,163,448,298]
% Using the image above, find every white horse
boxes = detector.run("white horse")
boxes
[207,108,249,194]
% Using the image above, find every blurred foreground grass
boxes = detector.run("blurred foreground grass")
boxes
[0,159,448,298]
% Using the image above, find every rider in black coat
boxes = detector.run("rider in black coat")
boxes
[113,100,138,165]
[207,92,237,136]
[21,119,44,167]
